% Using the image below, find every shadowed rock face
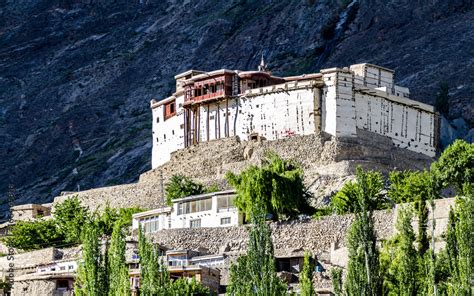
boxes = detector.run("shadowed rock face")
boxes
[0,0,472,218]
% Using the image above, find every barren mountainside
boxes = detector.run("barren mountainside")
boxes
[0,0,473,218]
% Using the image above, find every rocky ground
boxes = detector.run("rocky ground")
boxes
[0,0,472,219]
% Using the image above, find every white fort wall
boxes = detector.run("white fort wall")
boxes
[191,87,319,143]
[354,90,437,156]
[152,95,185,168]
[321,68,356,137]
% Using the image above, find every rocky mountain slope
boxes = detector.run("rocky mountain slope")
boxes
[0,0,472,218]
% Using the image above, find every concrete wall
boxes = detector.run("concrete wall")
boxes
[190,86,319,144]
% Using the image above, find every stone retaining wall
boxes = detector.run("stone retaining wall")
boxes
[148,210,395,257]
[53,130,433,211]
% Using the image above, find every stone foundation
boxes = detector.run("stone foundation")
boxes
[53,129,432,211]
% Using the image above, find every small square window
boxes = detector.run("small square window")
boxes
[220,217,231,225]
[190,219,201,228]
[156,117,160,123]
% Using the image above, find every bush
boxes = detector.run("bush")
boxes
[5,198,143,251]
[4,219,65,250]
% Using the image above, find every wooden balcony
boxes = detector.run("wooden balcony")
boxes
[184,90,225,105]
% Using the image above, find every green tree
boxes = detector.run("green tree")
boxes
[170,277,210,295]
[331,267,343,296]
[444,191,474,295]
[108,223,130,296]
[431,140,474,195]
[380,206,420,296]
[344,168,381,296]
[227,206,287,295]
[388,170,434,255]
[435,82,450,116]
[138,226,170,295]
[3,219,65,250]
[300,251,315,296]
[54,196,90,244]
[165,175,206,205]
[388,171,432,204]
[74,222,108,296]
[226,152,312,220]
[331,170,386,214]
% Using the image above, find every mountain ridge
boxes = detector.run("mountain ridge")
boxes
[0,0,472,218]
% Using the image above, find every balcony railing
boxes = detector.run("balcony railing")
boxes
[185,90,225,104]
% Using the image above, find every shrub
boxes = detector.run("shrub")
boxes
[4,219,65,250]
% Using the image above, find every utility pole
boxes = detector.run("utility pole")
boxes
[160,170,164,204]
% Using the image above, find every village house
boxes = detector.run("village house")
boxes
[0,247,80,296]
[151,61,439,167]
[166,250,222,293]
[132,190,243,233]
[126,240,223,295]
[10,203,52,222]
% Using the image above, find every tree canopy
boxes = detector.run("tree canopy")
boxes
[331,169,386,214]
[431,139,473,195]
[226,152,313,220]
[165,174,219,205]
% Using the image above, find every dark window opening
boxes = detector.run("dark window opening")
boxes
[56,280,69,289]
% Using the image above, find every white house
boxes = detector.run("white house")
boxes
[132,190,243,233]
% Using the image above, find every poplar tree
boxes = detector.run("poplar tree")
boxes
[330,268,343,296]
[344,168,381,296]
[138,226,170,296]
[74,222,108,296]
[227,205,287,295]
[300,251,315,296]
[445,188,473,295]
[391,206,419,295]
[108,223,130,296]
